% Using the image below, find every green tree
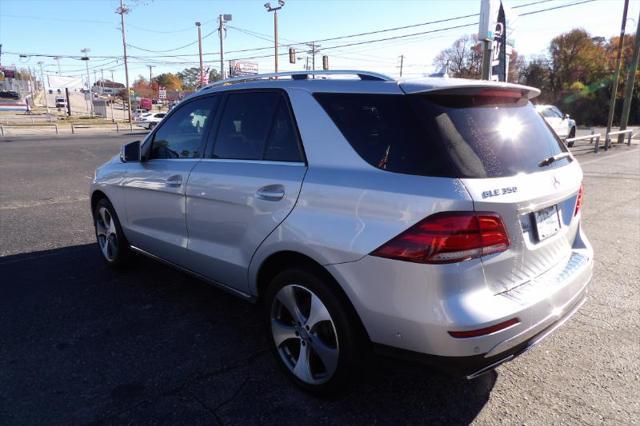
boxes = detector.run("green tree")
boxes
[208,68,221,84]
[177,67,222,89]
[176,67,201,89]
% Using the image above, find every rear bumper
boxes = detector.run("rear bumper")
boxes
[328,224,593,361]
[373,289,587,379]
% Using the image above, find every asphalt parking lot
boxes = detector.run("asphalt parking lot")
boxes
[1,133,638,425]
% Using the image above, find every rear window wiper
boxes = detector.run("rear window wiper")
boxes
[538,152,572,167]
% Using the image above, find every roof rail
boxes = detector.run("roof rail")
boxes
[200,70,393,90]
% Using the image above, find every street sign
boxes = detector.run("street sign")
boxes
[229,60,259,77]
[158,86,167,99]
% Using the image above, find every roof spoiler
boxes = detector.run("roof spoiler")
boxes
[399,78,541,100]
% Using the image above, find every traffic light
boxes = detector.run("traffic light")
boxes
[322,55,329,70]
[289,48,296,64]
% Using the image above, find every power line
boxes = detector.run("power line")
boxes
[126,29,217,53]
[3,0,597,64]
[128,18,217,34]
[518,0,594,16]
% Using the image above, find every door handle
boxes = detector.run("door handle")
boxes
[165,174,183,187]
[256,184,285,201]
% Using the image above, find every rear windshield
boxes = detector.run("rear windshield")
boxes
[314,92,569,178]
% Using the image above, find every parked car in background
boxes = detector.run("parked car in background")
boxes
[132,108,148,119]
[536,104,577,146]
[55,96,67,108]
[91,71,592,394]
[0,90,20,100]
[135,112,166,130]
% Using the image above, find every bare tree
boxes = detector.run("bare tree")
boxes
[433,34,483,79]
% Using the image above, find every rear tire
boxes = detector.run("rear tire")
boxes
[265,267,364,395]
[148,122,156,130]
[93,198,133,267]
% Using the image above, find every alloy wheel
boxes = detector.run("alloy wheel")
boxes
[271,284,339,385]
[95,206,118,262]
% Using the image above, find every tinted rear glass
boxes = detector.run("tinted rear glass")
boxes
[314,92,569,178]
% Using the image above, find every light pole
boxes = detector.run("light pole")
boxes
[605,0,629,148]
[147,64,155,101]
[196,22,204,86]
[264,1,285,73]
[218,14,232,80]
[37,61,50,114]
[116,0,133,127]
[81,48,93,117]
[618,13,640,143]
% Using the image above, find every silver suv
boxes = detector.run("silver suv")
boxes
[91,70,593,394]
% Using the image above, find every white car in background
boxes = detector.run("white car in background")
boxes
[135,112,166,130]
[536,105,577,146]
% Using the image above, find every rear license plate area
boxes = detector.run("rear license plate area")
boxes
[533,205,561,241]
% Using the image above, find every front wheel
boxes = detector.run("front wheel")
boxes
[94,198,132,267]
[265,268,364,395]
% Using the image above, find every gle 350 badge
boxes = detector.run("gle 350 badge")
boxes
[482,186,518,199]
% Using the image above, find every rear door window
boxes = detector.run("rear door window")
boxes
[314,92,568,178]
[212,92,302,162]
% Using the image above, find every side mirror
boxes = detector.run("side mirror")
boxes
[563,113,570,120]
[120,140,141,162]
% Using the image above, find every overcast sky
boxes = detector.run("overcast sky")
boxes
[1,0,638,84]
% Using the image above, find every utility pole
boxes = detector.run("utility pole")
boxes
[37,61,50,114]
[116,0,133,127]
[218,14,232,80]
[618,12,640,144]
[307,42,319,71]
[265,1,285,73]
[81,48,93,117]
[196,22,204,85]
[218,18,224,80]
[54,57,61,74]
[399,55,404,78]
[147,65,155,101]
[605,0,630,148]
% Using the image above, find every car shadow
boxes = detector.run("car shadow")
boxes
[0,244,495,424]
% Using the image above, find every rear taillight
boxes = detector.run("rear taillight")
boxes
[371,212,510,264]
[574,184,584,216]
[448,318,520,338]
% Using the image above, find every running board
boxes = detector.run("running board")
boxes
[129,245,255,301]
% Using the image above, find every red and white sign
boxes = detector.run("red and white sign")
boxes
[199,67,210,85]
